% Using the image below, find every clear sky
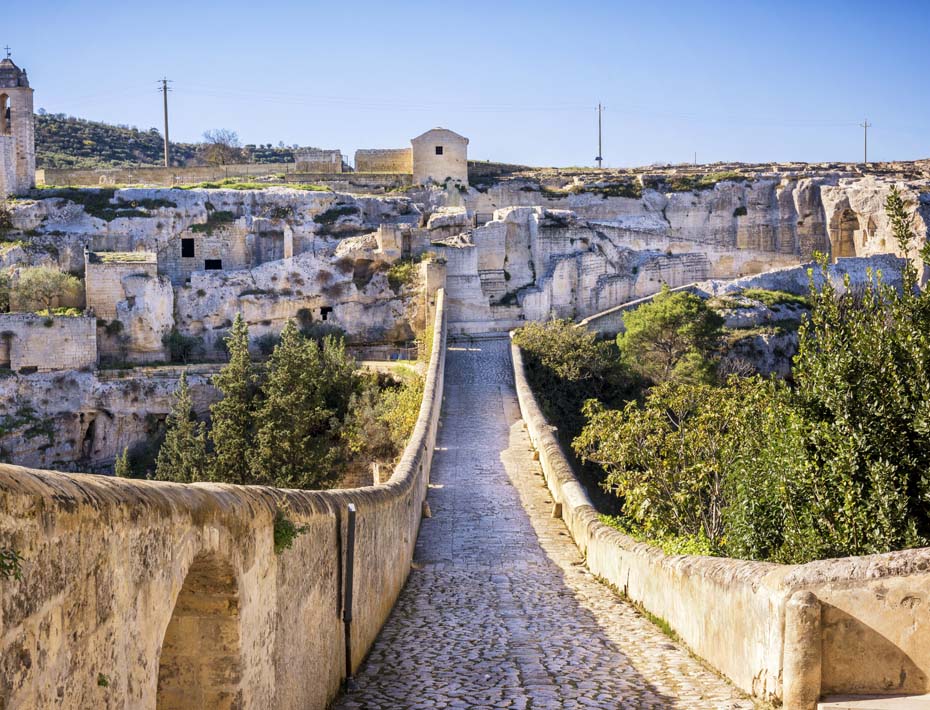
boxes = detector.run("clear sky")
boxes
[6,0,929,167]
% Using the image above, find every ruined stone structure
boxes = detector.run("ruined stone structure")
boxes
[85,251,159,320]
[0,289,447,710]
[354,148,413,174]
[412,128,468,186]
[0,54,35,198]
[0,314,96,372]
[294,148,343,173]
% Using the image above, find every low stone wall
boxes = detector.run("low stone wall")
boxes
[37,162,300,187]
[575,283,702,336]
[0,313,97,371]
[510,339,930,708]
[0,289,446,710]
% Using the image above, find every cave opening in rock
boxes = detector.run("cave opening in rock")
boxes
[829,208,860,260]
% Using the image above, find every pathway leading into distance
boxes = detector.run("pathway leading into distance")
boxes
[333,337,753,710]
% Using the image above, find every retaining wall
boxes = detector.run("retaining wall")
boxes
[0,313,97,371]
[510,338,930,709]
[0,288,446,710]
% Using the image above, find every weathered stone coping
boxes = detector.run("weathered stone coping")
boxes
[0,290,446,709]
[510,336,930,709]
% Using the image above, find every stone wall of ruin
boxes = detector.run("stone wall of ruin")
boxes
[0,288,446,710]
[354,148,413,174]
[0,314,97,371]
[85,258,159,321]
[37,163,301,187]
[0,137,14,198]
[511,339,930,706]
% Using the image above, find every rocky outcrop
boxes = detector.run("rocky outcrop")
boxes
[0,366,218,471]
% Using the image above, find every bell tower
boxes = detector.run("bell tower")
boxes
[0,48,35,197]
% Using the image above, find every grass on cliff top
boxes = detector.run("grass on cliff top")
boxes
[659,171,747,193]
[176,178,330,191]
[32,187,177,221]
[740,288,810,308]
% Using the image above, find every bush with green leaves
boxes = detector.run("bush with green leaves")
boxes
[617,287,724,385]
[575,186,930,563]
[512,320,634,438]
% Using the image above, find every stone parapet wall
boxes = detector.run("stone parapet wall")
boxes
[0,287,446,710]
[510,339,930,708]
[0,313,97,371]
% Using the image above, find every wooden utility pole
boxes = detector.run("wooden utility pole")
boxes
[595,103,604,169]
[160,78,171,167]
[860,119,871,164]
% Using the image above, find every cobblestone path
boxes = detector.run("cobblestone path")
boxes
[333,337,754,710]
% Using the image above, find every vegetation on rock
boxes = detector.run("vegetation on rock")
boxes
[572,186,930,563]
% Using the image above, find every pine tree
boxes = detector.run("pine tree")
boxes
[250,321,346,488]
[114,447,131,477]
[155,372,208,483]
[209,314,258,484]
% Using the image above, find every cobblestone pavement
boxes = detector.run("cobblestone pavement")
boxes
[333,337,754,710]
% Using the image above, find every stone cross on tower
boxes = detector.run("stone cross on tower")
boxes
[3,46,10,59]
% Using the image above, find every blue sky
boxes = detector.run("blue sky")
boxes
[6,0,929,167]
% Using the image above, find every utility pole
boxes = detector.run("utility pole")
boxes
[860,119,871,164]
[595,103,604,169]
[159,78,172,168]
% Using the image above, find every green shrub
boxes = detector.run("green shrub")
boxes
[272,506,309,554]
[162,328,203,363]
[740,288,809,309]
[0,548,22,580]
[387,258,421,292]
[618,287,724,385]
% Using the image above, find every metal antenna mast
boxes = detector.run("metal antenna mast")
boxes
[860,119,872,164]
[159,78,172,168]
[595,103,604,169]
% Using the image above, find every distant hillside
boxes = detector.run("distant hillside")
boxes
[35,113,199,169]
[35,113,301,170]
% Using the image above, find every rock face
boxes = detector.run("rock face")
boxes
[0,171,926,469]
[0,366,218,471]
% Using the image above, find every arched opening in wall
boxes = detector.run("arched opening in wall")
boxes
[0,94,10,135]
[829,208,860,260]
[156,552,243,710]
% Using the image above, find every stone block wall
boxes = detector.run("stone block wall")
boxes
[0,289,447,710]
[85,252,158,320]
[354,148,413,174]
[37,162,301,187]
[511,339,930,707]
[0,137,14,198]
[0,314,97,371]
[295,149,343,173]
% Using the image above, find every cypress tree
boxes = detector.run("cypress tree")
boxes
[250,321,344,488]
[209,314,258,484]
[155,372,208,483]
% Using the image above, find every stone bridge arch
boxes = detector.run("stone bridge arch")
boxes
[156,551,243,710]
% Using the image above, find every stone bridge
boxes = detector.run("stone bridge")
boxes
[2,285,930,709]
